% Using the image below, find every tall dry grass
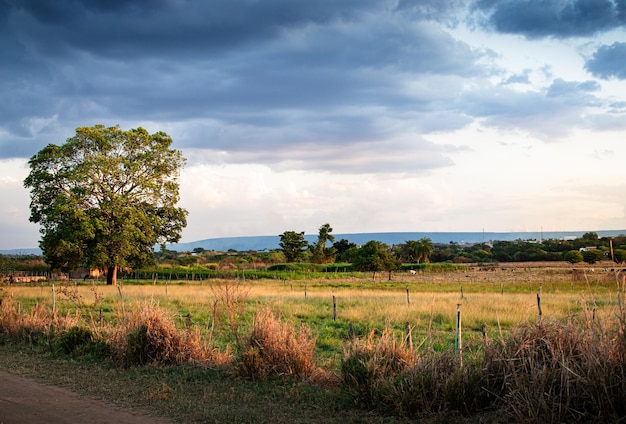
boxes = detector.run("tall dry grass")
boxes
[341,314,626,421]
[483,318,626,422]
[237,308,317,380]
[0,296,80,347]
[110,302,231,367]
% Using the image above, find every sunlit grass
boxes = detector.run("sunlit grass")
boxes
[2,268,622,366]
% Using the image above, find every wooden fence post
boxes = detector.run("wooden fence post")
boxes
[537,292,542,323]
[348,322,354,341]
[332,293,337,321]
[455,303,462,366]
[405,284,410,306]
[404,321,413,349]
[51,284,55,316]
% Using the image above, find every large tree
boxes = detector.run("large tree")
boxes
[333,238,357,262]
[279,231,309,263]
[24,125,188,285]
[352,240,397,281]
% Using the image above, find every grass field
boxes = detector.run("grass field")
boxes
[2,264,622,364]
[2,263,625,422]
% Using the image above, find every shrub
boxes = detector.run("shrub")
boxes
[238,308,316,379]
[55,326,92,355]
[112,303,230,368]
[564,250,583,263]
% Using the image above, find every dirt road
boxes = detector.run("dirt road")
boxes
[0,370,169,424]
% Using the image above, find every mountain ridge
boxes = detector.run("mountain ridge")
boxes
[3,229,625,256]
[167,229,626,252]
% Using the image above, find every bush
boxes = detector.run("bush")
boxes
[238,309,316,379]
[56,326,92,355]
[54,326,111,359]
[564,250,583,263]
[112,304,230,367]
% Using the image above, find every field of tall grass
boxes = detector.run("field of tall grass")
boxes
[1,265,625,422]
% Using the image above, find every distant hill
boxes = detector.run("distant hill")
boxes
[0,248,42,256]
[4,229,625,255]
[167,229,626,252]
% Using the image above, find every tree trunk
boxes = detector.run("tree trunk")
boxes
[106,265,118,286]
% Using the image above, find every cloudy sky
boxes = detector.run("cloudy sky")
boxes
[2,0,626,249]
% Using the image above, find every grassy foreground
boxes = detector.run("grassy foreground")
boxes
[0,342,419,424]
[1,265,625,422]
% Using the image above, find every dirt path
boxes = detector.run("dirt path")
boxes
[0,370,170,424]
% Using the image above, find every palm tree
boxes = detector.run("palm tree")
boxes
[416,237,434,263]
[312,223,336,263]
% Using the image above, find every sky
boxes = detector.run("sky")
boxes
[1,0,626,249]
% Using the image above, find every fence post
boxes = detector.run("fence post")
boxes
[405,284,410,306]
[348,322,354,341]
[404,321,413,350]
[304,282,307,299]
[332,293,337,321]
[51,284,55,316]
[537,293,542,323]
[455,303,462,366]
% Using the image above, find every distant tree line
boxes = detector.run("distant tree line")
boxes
[3,228,625,279]
[277,226,625,266]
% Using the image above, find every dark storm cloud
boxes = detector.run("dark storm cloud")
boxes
[0,0,492,171]
[585,42,626,79]
[0,0,619,174]
[473,0,626,38]
[6,0,381,59]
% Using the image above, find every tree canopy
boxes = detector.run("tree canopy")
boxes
[279,231,308,263]
[24,124,188,285]
[311,223,336,264]
[352,240,397,280]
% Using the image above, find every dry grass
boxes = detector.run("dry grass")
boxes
[237,308,318,380]
[341,327,418,408]
[110,302,232,368]
[483,318,626,422]
[0,295,80,347]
